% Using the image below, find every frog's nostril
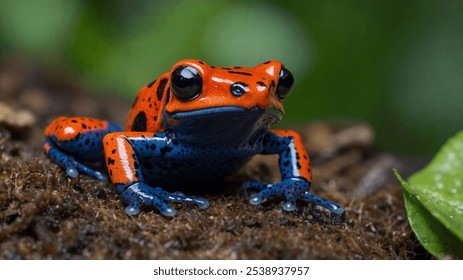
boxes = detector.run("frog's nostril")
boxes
[230,82,248,97]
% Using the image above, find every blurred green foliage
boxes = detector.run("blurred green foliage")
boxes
[1,0,462,154]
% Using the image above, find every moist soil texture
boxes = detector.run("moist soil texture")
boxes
[0,57,432,259]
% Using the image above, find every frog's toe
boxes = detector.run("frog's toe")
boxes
[117,182,208,216]
[194,197,210,209]
[302,191,344,214]
[246,178,311,212]
[125,201,141,216]
[165,191,209,209]
[160,207,177,217]
[249,194,264,205]
[282,185,299,211]
[93,171,107,181]
[61,157,107,181]
[282,201,296,211]
[73,161,107,181]
[65,166,79,178]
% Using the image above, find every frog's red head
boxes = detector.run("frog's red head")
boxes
[164,59,294,123]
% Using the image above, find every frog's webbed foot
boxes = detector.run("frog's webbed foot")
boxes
[117,182,209,216]
[243,178,344,214]
[44,140,107,181]
[62,156,107,181]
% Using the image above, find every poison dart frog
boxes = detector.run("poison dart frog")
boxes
[44,59,344,216]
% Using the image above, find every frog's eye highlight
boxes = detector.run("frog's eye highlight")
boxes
[171,65,202,101]
[276,66,294,99]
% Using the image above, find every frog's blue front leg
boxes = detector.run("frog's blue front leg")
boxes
[103,131,209,216]
[243,129,344,214]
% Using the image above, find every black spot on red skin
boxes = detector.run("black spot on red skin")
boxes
[131,111,147,131]
[157,78,168,101]
[107,157,115,165]
[228,70,253,76]
[257,81,266,87]
[165,88,170,103]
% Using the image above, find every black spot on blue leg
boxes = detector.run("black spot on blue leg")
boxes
[160,146,173,157]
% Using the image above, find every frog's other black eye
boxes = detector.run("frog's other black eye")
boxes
[171,65,202,101]
[276,66,294,99]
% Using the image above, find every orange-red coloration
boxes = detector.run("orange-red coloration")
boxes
[125,74,170,132]
[273,129,312,183]
[103,132,155,185]
[45,117,109,141]
[43,142,51,153]
[165,59,284,116]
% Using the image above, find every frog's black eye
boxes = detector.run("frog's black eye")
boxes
[170,65,202,101]
[276,66,294,99]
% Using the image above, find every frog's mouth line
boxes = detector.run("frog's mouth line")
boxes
[165,106,283,121]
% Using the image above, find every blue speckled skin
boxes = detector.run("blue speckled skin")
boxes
[44,59,344,216]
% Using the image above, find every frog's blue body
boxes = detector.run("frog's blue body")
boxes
[133,106,269,186]
[44,59,344,217]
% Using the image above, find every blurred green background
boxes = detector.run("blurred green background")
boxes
[1,0,462,154]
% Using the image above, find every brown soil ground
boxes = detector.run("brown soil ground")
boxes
[0,57,431,259]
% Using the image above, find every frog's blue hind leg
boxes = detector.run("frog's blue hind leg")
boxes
[44,139,107,180]
[44,117,122,180]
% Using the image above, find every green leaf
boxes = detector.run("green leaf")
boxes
[396,171,463,258]
[394,130,463,259]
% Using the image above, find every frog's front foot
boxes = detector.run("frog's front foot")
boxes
[243,178,344,214]
[116,182,209,216]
